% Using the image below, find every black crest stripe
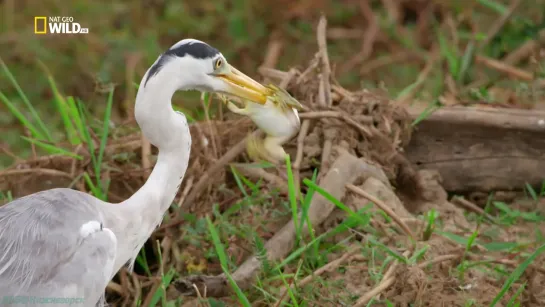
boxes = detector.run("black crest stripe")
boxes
[144,41,220,87]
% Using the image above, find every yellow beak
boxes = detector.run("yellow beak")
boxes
[216,65,272,104]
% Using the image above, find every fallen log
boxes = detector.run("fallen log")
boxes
[405,105,545,193]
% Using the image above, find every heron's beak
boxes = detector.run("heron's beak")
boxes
[216,65,271,104]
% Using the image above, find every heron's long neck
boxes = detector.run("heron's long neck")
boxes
[111,79,191,272]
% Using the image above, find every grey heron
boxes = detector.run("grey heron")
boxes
[0,39,280,306]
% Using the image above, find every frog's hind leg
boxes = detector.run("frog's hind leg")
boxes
[226,101,251,116]
[262,135,291,163]
[246,134,289,164]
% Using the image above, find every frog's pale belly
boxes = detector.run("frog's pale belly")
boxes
[247,102,300,138]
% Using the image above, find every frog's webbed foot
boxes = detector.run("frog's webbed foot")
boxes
[246,134,290,164]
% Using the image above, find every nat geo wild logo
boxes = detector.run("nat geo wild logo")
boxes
[34,16,89,34]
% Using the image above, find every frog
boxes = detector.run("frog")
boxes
[220,84,302,163]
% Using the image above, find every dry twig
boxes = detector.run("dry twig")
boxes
[346,183,416,242]
[316,15,332,108]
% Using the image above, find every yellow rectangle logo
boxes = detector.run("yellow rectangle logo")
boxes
[34,17,47,34]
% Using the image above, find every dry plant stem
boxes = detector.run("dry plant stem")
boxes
[143,280,162,307]
[475,55,534,81]
[262,35,283,69]
[180,130,263,212]
[293,120,310,169]
[339,0,379,74]
[293,119,310,196]
[300,111,372,137]
[176,176,194,208]
[300,111,373,124]
[346,184,416,242]
[258,67,291,81]
[279,68,297,89]
[478,0,523,50]
[131,273,142,303]
[417,254,460,269]
[119,270,130,305]
[0,168,73,179]
[141,134,151,171]
[503,29,545,65]
[381,0,401,23]
[296,55,320,85]
[353,276,395,307]
[277,245,360,304]
[106,281,123,295]
[174,150,376,297]
[352,251,409,307]
[123,52,141,119]
[316,15,332,108]
[451,196,496,223]
[201,93,219,159]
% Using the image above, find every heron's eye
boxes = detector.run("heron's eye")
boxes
[214,58,223,70]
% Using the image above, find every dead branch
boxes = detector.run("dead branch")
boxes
[346,183,416,241]
[317,15,332,108]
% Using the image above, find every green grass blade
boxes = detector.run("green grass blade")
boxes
[0,91,44,139]
[38,61,80,144]
[302,178,369,226]
[457,41,476,84]
[230,166,249,198]
[66,96,85,138]
[21,136,83,160]
[0,57,52,141]
[477,0,508,14]
[490,243,545,306]
[206,216,251,306]
[411,100,440,127]
[437,30,459,78]
[284,155,300,245]
[95,87,115,193]
[367,237,408,264]
[76,100,104,200]
[82,172,103,199]
[148,269,175,307]
[506,282,526,307]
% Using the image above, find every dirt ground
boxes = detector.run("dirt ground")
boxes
[1,1,545,306]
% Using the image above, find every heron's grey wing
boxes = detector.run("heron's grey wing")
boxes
[0,188,117,306]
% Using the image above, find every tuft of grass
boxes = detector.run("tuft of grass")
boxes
[206,216,251,306]
[490,242,545,306]
[0,57,53,142]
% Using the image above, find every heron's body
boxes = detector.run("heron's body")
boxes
[0,38,277,306]
[0,189,116,306]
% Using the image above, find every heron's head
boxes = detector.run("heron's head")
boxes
[143,39,271,104]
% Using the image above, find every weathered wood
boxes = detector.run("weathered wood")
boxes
[405,105,545,193]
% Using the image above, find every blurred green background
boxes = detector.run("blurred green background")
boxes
[1,0,543,167]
